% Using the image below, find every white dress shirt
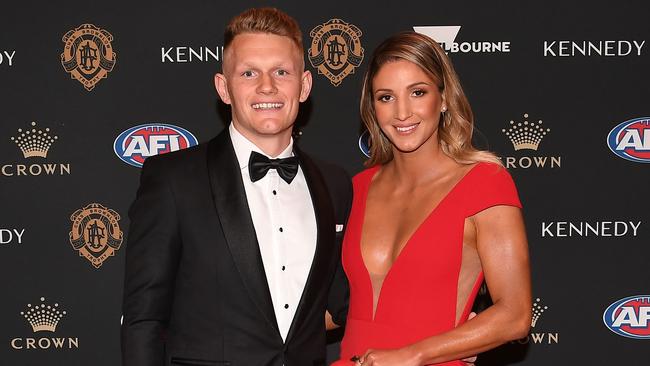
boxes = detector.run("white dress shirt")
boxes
[229,124,317,341]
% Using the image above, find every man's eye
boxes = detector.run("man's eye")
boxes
[277,69,288,76]
[242,71,254,77]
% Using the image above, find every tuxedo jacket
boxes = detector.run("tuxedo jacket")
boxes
[121,130,352,366]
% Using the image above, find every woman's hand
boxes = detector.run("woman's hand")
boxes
[357,347,421,366]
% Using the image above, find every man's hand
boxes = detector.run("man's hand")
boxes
[326,310,340,331]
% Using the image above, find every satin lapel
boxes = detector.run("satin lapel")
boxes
[285,148,336,343]
[206,131,279,334]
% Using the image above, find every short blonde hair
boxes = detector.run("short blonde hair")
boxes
[224,7,303,54]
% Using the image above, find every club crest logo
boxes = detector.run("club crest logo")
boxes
[69,203,123,268]
[61,24,116,91]
[309,19,364,86]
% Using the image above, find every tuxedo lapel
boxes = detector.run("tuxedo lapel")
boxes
[206,131,279,334]
[285,148,336,343]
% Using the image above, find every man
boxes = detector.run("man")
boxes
[121,8,351,366]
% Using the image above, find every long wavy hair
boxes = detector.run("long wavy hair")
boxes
[360,31,502,167]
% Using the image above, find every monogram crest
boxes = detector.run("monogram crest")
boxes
[69,203,123,268]
[60,24,116,91]
[309,19,364,86]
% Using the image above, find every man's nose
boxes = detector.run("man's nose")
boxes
[257,73,278,94]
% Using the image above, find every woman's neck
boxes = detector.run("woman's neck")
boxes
[383,142,456,188]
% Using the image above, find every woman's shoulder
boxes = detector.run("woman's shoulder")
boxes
[351,165,381,186]
[462,162,521,214]
[468,161,513,184]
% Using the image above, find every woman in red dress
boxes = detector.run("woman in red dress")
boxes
[334,32,532,365]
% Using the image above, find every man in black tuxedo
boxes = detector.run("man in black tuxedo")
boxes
[121,8,351,366]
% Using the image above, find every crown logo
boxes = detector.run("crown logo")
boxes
[10,122,58,158]
[502,114,550,151]
[531,298,548,328]
[20,297,66,332]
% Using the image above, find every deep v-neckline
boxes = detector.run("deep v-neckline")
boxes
[358,163,481,321]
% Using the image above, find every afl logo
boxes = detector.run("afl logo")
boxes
[603,295,650,339]
[113,123,198,168]
[607,117,650,163]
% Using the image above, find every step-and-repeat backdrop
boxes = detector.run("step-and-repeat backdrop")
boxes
[1,1,648,365]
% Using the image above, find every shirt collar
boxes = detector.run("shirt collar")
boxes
[229,123,294,170]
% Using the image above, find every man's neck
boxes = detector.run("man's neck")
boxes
[231,123,292,158]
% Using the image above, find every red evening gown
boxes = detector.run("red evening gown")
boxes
[334,163,521,365]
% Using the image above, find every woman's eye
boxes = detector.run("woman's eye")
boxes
[378,95,393,102]
[412,89,426,97]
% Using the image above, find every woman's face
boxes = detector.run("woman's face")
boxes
[372,59,445,155]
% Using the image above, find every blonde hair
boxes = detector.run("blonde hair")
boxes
[224,7,303,54]
[361,31,501,167]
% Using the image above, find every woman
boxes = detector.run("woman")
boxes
[334,32,532,365]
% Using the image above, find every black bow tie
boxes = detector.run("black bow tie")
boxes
[248,151,299,184]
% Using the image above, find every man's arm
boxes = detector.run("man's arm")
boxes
[326,165,353,330]
[326,258,349,330]
[121,157,181,366]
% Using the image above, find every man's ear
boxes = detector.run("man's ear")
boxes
[299,70,313,103]
[214,73,231,105]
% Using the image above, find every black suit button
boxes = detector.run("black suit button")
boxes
[272,190,277,195]
[282,266,286,271]
[284,304,289,309]
[279,227,283,232]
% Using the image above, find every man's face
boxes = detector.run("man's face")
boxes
[215,33,312,149]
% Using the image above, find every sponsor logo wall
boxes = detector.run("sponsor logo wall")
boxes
[1,2,648,366]
[413,25,511,53]
[501,113,561,169]
[541,220,642,237]
[3,122,71,177]
[161,46,224,63]
[513,298,559,345]
[543,40,646,57]
[60,24,116,91]
[69,203,123,268]
[113,123,199,168]
[603,295,650,339]
[0,228,25,245]
[0,50,16,66]
[607,117,650,163]
[309,18,364,86]
[10,297,79,350]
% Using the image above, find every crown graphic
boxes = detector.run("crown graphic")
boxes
[531,298,548,328]
[502,114,550,151]
[10,122,58,158]
[20,297,66,332]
